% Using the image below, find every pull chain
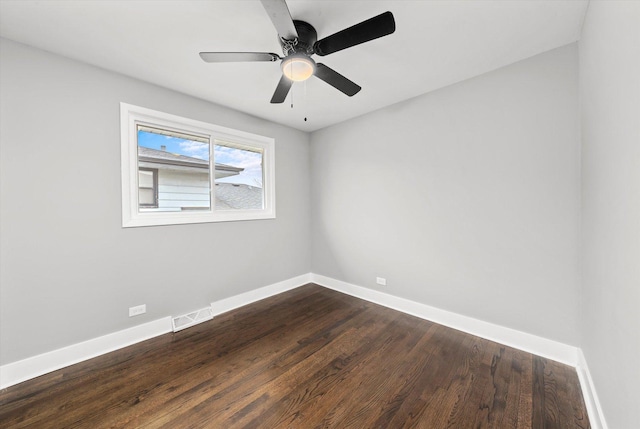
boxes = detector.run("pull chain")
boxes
[304,79,308,122]
[290,61,294,109]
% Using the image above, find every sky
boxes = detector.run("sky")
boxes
[138,130,263,187]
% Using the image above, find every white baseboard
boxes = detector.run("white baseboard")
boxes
[210,273,312,316]
[0,273,312,390]
[311,273,578,366]
[0,317,172,389]
[576,349,608,429]
[2,270,601,424]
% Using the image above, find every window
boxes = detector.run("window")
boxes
[138,168,158,208]
[121,103,275,227]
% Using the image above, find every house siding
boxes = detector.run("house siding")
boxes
[157,170,211,209]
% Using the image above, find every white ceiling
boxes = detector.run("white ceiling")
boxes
[0,0,588,132]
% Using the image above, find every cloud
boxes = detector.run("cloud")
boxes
[179,140,210,160]
[214,145,263,186]
[214,145,262,169]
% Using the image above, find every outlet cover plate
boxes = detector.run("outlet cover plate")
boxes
[129,304,146,317]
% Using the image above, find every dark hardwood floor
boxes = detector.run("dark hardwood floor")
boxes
[0,284,590,428]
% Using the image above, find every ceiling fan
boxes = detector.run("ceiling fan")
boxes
[199,0,396,103]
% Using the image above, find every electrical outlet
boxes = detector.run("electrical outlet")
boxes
[376,277,387,286]
[129,304,146,317]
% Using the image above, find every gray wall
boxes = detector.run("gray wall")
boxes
[580,2,640,428]
[4,11,639,425]
[310,44,581,345]
[0,39,311,364]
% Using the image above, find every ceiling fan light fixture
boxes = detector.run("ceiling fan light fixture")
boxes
[281,54,316,82]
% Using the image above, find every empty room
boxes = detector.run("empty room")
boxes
[0,1,638,428]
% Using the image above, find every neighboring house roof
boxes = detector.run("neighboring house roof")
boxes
[138,146,243,176]
[215,183,262,210]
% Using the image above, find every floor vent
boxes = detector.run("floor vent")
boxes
[172,306,214,332]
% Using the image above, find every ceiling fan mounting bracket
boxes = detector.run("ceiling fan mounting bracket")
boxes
[279,20,317,57]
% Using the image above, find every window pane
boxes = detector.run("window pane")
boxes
[214,144,264,210]
[137,128,211,212]
[139,170,154,188]
[139,188,155,205]
[138,169,157,207]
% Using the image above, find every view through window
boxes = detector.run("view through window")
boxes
[137,127,211,212]
[214,144,263,211]
[136,129,264,213]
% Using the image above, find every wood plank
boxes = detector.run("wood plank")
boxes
[0,285,590,429]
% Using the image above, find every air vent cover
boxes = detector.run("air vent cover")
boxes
[172,306,214,332]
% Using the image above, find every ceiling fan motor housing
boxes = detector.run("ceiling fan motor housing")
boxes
[280,20,317,56]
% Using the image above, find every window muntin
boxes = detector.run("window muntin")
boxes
[121,103,275,227]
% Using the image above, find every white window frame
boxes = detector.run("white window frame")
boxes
[120,103,275,228]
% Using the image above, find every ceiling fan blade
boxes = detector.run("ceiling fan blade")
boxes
[260,0,298,40]
[199,52,280,63]
[313,11,395,57]
[314,63,361,97]
[270,75,293,103]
